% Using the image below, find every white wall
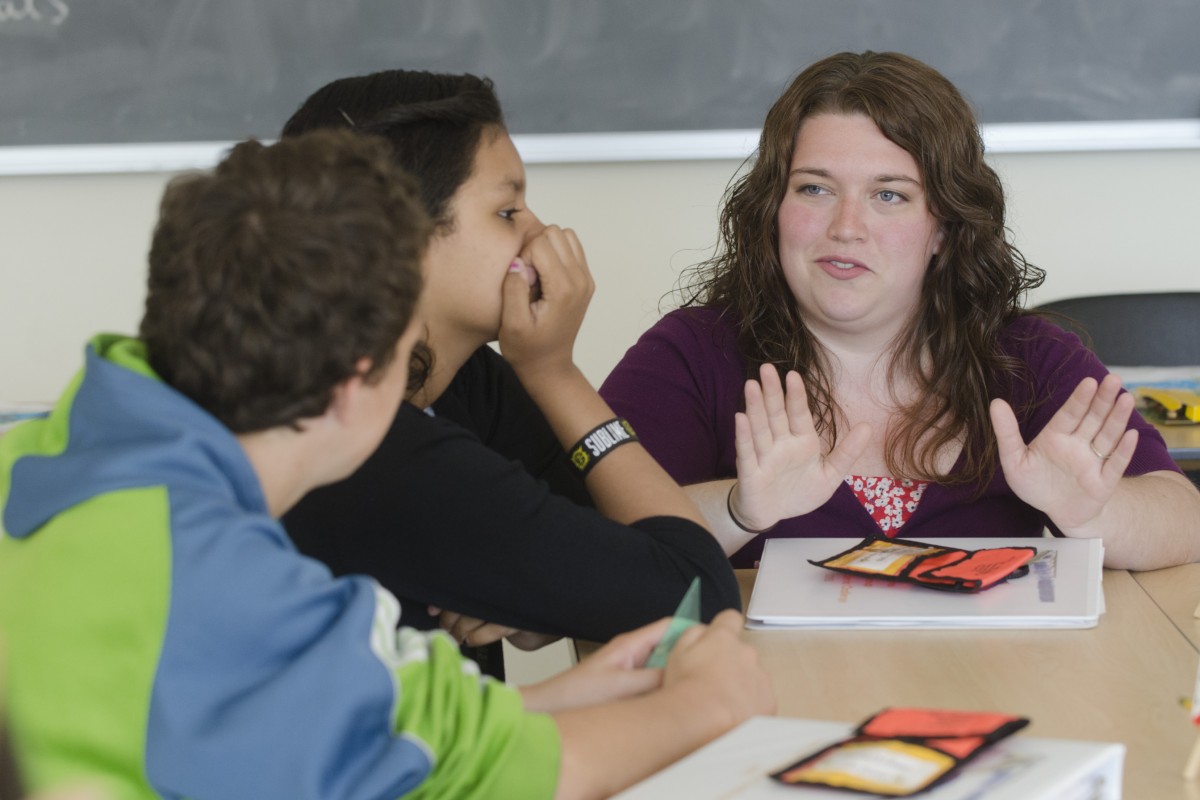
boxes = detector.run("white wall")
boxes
[3,147,1200,402]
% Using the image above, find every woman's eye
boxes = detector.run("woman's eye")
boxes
[877,190,905,203]
[797,184,825,196]
[499,208,521,221]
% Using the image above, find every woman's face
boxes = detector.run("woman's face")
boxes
[422,127,544,346]
[776,112,943,346]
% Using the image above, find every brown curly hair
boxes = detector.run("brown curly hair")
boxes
[140,130,429,433]
[681,51,1045,487]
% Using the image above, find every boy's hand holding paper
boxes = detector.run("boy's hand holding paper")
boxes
[644,576,702,668]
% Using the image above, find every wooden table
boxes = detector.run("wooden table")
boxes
[1132,562,1200,652]
[733,566,1200,799]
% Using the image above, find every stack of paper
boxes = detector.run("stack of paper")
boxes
[616,716,1123,799]
[745,537,1104,630]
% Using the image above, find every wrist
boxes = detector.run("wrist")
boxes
[512,360,586,398]
[569,418,639,477]
[519,677,565,714]
[727,483,777,534]
[657,676,742,741]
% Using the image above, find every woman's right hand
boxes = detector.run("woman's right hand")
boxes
[732,363,871,531]
[498,225,594,381]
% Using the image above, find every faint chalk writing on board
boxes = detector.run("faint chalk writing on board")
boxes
[0,0,69,26]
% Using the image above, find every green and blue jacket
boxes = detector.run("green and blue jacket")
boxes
[0,335,559,799]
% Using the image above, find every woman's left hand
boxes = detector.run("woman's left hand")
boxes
[990,373,1138,530]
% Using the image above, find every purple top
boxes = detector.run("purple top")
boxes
[601,307,1180,567]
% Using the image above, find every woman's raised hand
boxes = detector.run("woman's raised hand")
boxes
[732,363,871,531]
[498,225,594,378]
[990,373,1138,532]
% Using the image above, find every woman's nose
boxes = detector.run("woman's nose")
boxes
[828,200,866,243]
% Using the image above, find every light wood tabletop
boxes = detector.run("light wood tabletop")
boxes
[1131,562,1200,652]
[733,565,1200,799]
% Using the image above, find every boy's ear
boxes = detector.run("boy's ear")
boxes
[328,357,375,425]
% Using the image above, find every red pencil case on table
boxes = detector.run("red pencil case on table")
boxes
[808,536,1037,592]
[773,707,1030,796]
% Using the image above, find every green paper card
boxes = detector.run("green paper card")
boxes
[645,577,701,668]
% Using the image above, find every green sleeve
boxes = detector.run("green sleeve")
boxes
[390,628,561,800]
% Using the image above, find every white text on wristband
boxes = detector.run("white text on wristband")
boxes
[569,418,638,476]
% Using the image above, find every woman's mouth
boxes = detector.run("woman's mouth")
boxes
[818,257,868,280]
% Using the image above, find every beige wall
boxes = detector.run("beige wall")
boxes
[3,147,1199,401]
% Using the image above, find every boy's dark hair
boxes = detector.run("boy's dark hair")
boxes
[281,70,504,397]
[140,130,429,433]
[281,69,504,231]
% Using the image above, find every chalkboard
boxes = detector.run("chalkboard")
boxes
[2,0,1199,147]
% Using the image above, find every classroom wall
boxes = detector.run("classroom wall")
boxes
[3,146,1200,402]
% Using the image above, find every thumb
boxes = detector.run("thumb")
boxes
[709,608,745,634]
[989,398,1026,463]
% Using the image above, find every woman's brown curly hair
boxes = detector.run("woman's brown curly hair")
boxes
[680,51,1045,487]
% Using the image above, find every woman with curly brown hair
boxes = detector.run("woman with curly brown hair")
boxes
[602,51,1200,571]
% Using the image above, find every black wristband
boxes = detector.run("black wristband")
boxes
[568,418,638,477]
[726,483,776,534]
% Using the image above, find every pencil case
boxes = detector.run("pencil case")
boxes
[808,536,1037,593]
[773,707,1030,796]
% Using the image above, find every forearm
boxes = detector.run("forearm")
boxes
[1057,471,1200,570]
[550,682,735,800]
[533,610,774,799]
[516,363,708,529]
[685,480,760,557]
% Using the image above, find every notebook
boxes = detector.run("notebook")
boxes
[745,537,1104,630]
[615,716,1124,799]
